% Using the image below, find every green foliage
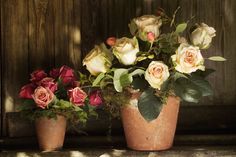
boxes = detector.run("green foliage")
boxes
[208,56,226,61]
[138,88,163,122]
[175,23,187,33]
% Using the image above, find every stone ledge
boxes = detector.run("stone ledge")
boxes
[1,146,236,157]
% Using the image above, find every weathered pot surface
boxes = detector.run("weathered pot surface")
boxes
[35,115,67,151]
[121,96,180,151]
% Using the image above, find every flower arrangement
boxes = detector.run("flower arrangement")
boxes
[18,65,103,123]
[83,9,226,121]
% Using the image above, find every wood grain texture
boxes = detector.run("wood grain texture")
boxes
[28,0,54,71]
[0,0,2,137]
[1,0,29,136]
[223,0,236,105]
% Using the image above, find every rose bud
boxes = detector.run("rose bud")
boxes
[30,70,47,83]
[89,90,103,107]
[19,83,35,99]
[147,32,155,42]
[49,68,60,79]
[106,37,116,46]
[59,65,75,84]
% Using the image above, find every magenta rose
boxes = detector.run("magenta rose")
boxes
[89,90,103,107]
[68,87,87,106]
[30,70,47,83]
[59,65,75,84]
[49,68,60,79]
[32,86,54,109]
[19,83,35,99]
[39,77,58,93]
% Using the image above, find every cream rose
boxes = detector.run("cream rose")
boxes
[32,86,54,109]
[190,23,216,49]
[130,15,162,41]
[145,61,170,90]
[83,45,113,76]
[171,43,205,74]
[112,37,139,65]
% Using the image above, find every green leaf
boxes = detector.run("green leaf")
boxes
[120,73,133,87]
[131,76,149,90]
[74,106,83,112]
[208,56,226,61]
[174,78,202,103]
[129,20,137,35]
[175,23,187,33]
[190,76,213,96]
[130,69,145,77]
[192,69,215,78]
[58,100,72,108]
[92,73,105,86]
[138,88,163,122]
[173,72,188,81]
[113,69,129,92]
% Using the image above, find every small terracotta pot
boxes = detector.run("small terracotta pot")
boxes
[121,96,180,151]
[35,115,67,151]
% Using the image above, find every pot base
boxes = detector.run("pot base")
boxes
[121,96,180,151]
[35,115,67,151]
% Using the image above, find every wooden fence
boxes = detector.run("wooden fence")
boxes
[1,0,236,137]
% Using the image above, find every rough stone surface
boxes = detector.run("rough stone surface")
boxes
[1,146,236,157]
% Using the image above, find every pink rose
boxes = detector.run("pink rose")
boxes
[147,32,155,42]
[106,37,116,46]
[68,87,87,106]
[89,90,103,107]
[32,86,54,109]
[59,65,75,84]
[49,68,60,79]
[39,77,58,93]
[30,70,47,83]
[19,83,35,99]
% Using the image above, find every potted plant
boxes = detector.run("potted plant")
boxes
[18,65,102,151]
[82,8,226,151]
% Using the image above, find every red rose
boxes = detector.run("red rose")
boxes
[59,65,75,84]
[106,37,116,46]
[39,77,58,93]
[68,87,87,106]
[89,90,103,106]
[49,68,60,79]
[19,83,35,99]
[32,86,54,109]
[30,70,47,83]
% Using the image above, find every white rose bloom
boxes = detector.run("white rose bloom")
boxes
[171,43,205,74]
[83,45,113,76]
[190,23,216,49]
[113,37,139,65]
[131,15,162,41]
[145,61,170,90]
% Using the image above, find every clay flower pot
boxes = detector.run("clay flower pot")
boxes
[121,96,180,151]
[35,115,67,151]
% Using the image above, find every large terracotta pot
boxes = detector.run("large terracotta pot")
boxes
[35,115,67,151]
[121,96,180,151]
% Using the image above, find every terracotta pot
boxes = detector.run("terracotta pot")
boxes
[121,96,180,151]
[35,115,67,151]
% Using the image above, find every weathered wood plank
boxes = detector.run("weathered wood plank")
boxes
[1,0,29,136]
[28,0,54,71]
[81,0,101,60]
[54,0,72,67]
[0,0,2,137]
[223,0,236,105]
[69,0,82,70]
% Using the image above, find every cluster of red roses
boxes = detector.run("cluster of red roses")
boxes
[19,65,103,109]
